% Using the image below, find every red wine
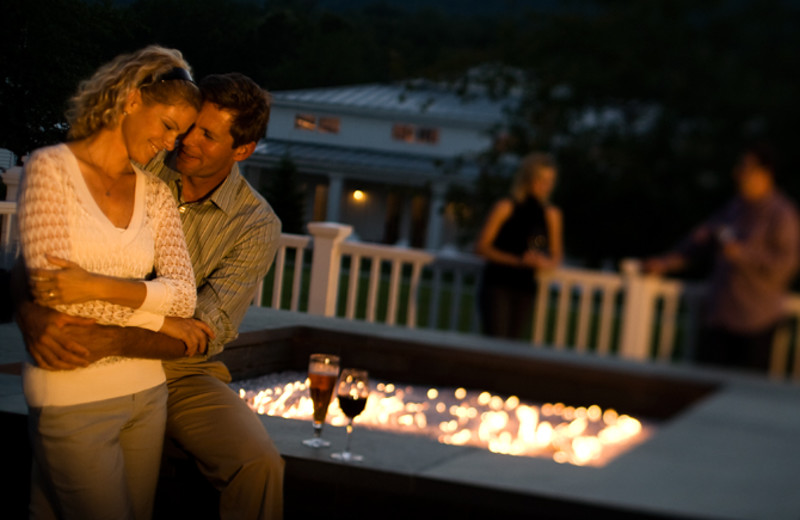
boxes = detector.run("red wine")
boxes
[338,394,367,419]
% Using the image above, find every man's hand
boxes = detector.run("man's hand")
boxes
[721,240,744,262]
[17,301,95,370]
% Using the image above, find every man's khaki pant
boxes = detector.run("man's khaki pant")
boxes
[164,361,285,520]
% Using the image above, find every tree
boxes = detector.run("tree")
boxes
[5,0,797,269]
[0,0,132,157]
[454,0,800,266]
[260,157,307,235]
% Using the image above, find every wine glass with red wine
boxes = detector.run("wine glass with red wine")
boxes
[302,353,340,448]
[331,368,369,462]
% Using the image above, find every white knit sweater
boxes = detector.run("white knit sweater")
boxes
[18,144,196,406]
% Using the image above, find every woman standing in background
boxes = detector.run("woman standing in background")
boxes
[475,152,563,340]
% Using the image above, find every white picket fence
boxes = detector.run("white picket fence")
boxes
[260,222,800,381]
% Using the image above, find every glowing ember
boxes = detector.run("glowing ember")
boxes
[234,371,653,467]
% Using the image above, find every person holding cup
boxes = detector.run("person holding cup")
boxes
[475,152,563,340]
[643,141,800,372]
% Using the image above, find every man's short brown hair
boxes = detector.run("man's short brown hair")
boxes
[200,73,271,148]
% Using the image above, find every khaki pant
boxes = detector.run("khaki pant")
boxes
[29,383,167,520]
[163,360,284,520]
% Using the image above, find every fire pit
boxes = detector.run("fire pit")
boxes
[235,371,651,467]
[220,324,715,421]
[216,314,720,518]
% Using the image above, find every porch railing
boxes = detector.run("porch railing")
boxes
[261,222,800,382]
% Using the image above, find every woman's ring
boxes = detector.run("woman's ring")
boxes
[48,290,56,299]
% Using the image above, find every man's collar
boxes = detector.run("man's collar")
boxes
[150,151,240,215]
[202,163,241,215]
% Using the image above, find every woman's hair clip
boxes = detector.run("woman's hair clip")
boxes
[141,67,196,87]
[155,67,196,84]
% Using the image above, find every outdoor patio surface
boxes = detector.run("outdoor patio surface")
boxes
[2,306,799,519]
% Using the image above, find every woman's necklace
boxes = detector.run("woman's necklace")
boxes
[100,176,118,197]
[85,144,130,197]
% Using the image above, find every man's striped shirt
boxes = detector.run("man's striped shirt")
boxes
[146,153,281,361]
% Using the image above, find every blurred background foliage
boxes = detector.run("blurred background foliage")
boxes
[2,0,798,267]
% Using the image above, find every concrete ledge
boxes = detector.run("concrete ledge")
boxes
[3,308,800,519]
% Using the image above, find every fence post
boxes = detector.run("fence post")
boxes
[1,166,21,246]
[618,259,657,361]
[2,166,22,201]
[307,222,352,317]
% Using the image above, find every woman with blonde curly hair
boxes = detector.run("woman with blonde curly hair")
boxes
[475,152,563,340]
[17,45,210,519]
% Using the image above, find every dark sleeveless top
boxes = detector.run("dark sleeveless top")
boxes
[482,196,549,291]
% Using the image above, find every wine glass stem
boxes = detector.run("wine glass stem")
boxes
[344,420,354,454]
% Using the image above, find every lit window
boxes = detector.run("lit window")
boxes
[295,113,340,134]
[295,114,316,131]
[392,124,415,142]
[392,123,439,145]
[416,127,439,144]
[318,117,340,134]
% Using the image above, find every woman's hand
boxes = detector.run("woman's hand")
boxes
[522,250,553,270]
[160,317,215,357]
[28,255,100,306]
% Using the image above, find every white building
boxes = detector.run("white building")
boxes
[244,79,518,250]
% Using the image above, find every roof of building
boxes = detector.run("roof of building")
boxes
[271,79,518,127]
[249,139,488,185]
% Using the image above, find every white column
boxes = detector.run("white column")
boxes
[307,222,353,317]
[398,195,412,246]
[425,182,446,250]
[2,166,22,201]
[326,175,343,222]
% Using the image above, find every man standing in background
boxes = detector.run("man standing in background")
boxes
[644,141,800,373]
